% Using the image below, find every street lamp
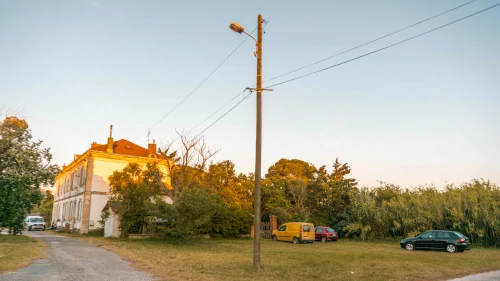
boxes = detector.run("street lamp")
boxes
[229,15,266,270]
[230,22,257,42]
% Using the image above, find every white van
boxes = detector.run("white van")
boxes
[25,216,45,231]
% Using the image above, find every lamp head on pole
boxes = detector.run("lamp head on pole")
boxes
[229,22,245,34]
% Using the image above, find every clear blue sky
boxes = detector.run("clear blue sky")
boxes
[1,0,499,188]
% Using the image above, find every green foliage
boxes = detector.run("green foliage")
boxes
[206,160,253,210]
[107,163,164,237]
[210,207,253,238]
[262,158,358,229]
[174,185,220,236]
[0,116,59,234]
[153,184,252,238]
[343,223,372,241]
[85,228,105,237]
[108,153,500,247]
[347,180,500,246]
[32,190,54,223]
[99,210,110,228]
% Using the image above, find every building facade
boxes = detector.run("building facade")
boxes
[52,126,170,234]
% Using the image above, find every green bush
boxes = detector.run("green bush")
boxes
[210,207,252,238]
[85,228,104,237]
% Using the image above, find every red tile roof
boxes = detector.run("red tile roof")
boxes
[90,139,167,160]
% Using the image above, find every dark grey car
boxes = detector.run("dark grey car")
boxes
[400,230,471,253]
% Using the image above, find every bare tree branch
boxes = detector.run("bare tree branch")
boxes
[158,130,219,202]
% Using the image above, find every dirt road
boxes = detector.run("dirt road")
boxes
[0,231,155,281]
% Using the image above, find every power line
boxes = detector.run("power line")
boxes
[169,21,270,143]
[167,89,252,155]
[135,26,258,140]
[266,2,500,88]
[179,2,499,147]
[262,0,479,84]
[182,1,481,141]
[194,90,252,138]
[184,89,247,137]
[163,89,247,146]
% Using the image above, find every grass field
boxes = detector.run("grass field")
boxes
[73,235,500,281]
[0,234,45,274]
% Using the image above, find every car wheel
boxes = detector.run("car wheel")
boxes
[446,244,457,253]
[272,235,278,241]
[405,242,414,251]
[293,237,300,244]
[321,237,327,243]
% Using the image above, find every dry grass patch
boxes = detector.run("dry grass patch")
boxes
[73,236,500,281]
[0,234,45,274]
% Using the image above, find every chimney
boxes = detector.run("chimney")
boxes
[148,139,157,158]
[91,141,99,149]
[106,125,114,153]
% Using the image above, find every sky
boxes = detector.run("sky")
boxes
[1,0,499,189]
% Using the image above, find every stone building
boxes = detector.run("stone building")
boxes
[51,125,171,234]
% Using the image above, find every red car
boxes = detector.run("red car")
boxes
[315,226,339,242]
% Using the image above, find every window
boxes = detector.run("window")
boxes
[326,228,335,233]
[78,166,83,186]
[420,231,435,239]
[70,172,75,190]
[70,201,75,218]
[278,225,287,231]
[81,164,87,186]
[303,225,311,232]
[78,200,83,220]
[437,232,451,238]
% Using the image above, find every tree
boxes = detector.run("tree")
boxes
[158,131,219,203]
[33,190,54,223]
[0,116,59,234]
[263,159,317,222]
[205,160,253,210]
[108,163,164,237]
[266,158,316,180]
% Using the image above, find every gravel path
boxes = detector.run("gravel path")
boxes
[447,270,500,281]
[0,230,156,281]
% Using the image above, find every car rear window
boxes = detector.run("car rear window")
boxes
[303,225,312,232]
[437,232,451,238]
[326,228,335,233]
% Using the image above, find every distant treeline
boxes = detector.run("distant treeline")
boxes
[260,158,499,247]
[108,155,499,247]
[338,180,499,246]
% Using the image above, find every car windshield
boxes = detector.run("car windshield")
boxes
[29,218,43,222]
[326,228,335,233]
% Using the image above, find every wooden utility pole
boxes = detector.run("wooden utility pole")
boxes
[253,13,263,269]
